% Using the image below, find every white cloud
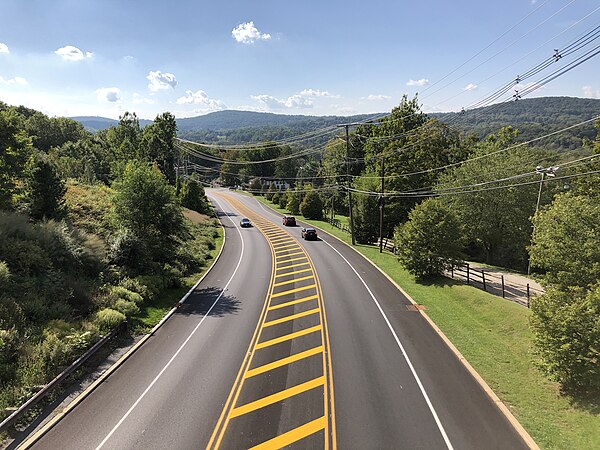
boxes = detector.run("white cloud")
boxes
[55,45,93,61]
[147,70,177,91]
[95,87,121,103]
[363,94,392,101]
[406,78,429,87]
[299,89,339,98]
[0,43,9,54]
[251,88,339,110]
[463,83,478,91]
[0,76,28,86]
[582,85,600,98]
[176,90,225,111]
[232,21,271,44]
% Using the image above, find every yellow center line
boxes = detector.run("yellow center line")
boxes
[229,376,325,418]
[276,250,306,259]
[275,246,302,254]
[245,346,324,378]
[269,294,318,311]
[263,308,321,328]
[271,284,316,298]
[269,237,292,244]
[255,325,322,349]
[275,268,313,279]
[272,242,298,249]
[276,262,311,273]
[273,275,315,288]
[276,256,308,265]
[249,416,326,450]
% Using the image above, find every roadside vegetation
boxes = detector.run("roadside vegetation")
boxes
[0,102,220,425]
[230,98,599,449]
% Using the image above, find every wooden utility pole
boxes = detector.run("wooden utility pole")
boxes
[379,154,385,253]
[344,124,356,245]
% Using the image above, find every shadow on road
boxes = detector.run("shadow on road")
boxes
[177,286,241,318]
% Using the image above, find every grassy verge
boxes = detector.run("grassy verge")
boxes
[252,194,600,450]
[131,221,224,333]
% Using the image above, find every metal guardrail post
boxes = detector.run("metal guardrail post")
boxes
[501,275,505,298]
[482,270,486,291]
[466,264,470,285]
[527,283,530,308]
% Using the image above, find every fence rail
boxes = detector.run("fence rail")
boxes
[450,263,544,307]
[325,217,351,234]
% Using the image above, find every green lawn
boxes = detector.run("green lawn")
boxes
[252,194,600,450]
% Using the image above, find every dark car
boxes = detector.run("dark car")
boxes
[240,218,252,228]
[301,227,318,240]
[282,216,296,226]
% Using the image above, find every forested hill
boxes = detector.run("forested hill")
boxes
[433,96,600,150]
[71,96,599,150]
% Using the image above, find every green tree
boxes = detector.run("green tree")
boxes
[278,190,289,209]
[394,199,463,278]
[180,175,209,214]
[352,174,379,244]
[530,284,600,394]
[24,153,67,221]
[529,192,600,291]
[286,190,300,214]
[300,190,323,219]
[112,161,184,263]
[440,127,548,269]
[0,109,33,209]
[248,178,262,194]
[265,184,276,201]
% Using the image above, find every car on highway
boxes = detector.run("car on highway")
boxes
[240,218,252,227]
[282,216,296,226]
[301,227,318,240]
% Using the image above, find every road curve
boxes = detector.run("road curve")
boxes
[21,189,530,449]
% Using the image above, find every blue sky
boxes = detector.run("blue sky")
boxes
[0,0,599,119]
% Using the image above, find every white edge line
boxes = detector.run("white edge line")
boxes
[95,194,244,450]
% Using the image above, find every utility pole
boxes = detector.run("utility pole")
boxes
[379,154,385,253]
[342,124,356,245]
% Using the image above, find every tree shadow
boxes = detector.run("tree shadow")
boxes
[176,286,241,318]
[561,387,600,415]
[414,275,462,288]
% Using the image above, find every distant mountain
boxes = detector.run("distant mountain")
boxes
[71,97,599,150]
[71,116,152,132]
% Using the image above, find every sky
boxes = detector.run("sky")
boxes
[0,0,599,120]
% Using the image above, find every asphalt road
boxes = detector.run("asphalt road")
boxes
[23,189,530,450]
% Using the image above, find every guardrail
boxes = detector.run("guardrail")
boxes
[0,324,125,436]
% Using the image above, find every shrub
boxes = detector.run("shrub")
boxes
[95,308,126,333]
[286,191,300,214]
[394,199,463,279]
[0,261,10,284]
[107,228,148,270]
[530,284,600,394]
[113,299,140,318]
[272,192,280,205]
[278,191,288,209]
[300,190,324,219]
[119,277,151,300]
[108,286,144,305]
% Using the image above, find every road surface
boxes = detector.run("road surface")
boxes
[23,189,529,449]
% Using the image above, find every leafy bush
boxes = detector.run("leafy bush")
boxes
[394,199,463,279]
[278,191,288,209]
[180,176,209,214]
[286,191,300,214]
[107,228,148,270]
[108,286,144,305]
[119,277,151,301]
[0,261,10,284]
[113,299,140,318]
[530,284,600,394]
[95,308,126,333]
[272,192,280,205]
[300,190,324,219]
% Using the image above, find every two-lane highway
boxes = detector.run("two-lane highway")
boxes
[21,188,531,449]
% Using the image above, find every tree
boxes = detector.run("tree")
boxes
[352,174,379,244]
[112,161,184,263]
[286,190,300,214]
[0,109,33,209]
[138,113,177,185]
[530,192,600,291]
[265,184,276,201]
[180,175,209,214]
[530,284,600,395]
[394,199,463,279]
[300,190,323,219]
[24,153,67,221]
[248,178,262,194]
[278,190,289,209]
[439,127,549,269]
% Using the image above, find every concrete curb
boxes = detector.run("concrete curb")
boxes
[252,197,539,450]
[18,212,227,449]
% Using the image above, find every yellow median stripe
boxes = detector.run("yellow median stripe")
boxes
[255,325,322,349]
[245,345,323,378]
[249,416,326,450]
[276,261,311,272]
[270,236,291,243]
[275,268,313,279]
[276,256,308,265]
[269,294,318,311]
[273,241,297,249]
[230,376,325,418]
[273,275,315,288]
[276,250,306,259]
[275,246,301,254]
[271,284,316,298]
[263,308,320,327]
